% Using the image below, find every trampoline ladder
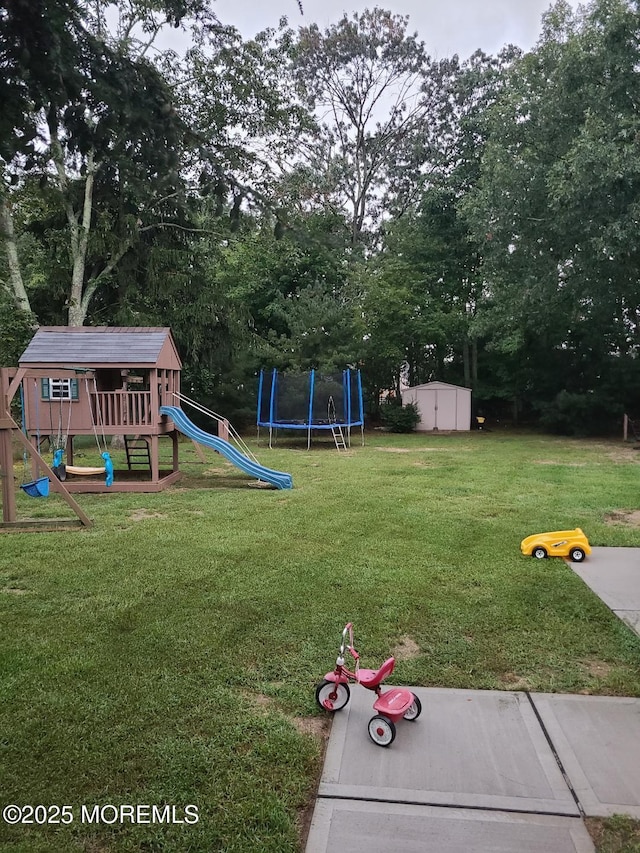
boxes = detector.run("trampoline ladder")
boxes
[331,424,347,451]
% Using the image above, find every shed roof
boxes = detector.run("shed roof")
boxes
[403,381,471,392]
[19,327,181,367]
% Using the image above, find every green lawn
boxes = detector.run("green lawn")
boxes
[2,430,640,851]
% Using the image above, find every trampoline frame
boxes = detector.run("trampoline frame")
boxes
[257,368,365,449]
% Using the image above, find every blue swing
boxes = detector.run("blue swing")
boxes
[21,477,50,498]
[19,383,50,498]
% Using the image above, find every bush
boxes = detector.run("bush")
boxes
[537,390,623,436]
[379,400,421,433]
[0,301,36,367]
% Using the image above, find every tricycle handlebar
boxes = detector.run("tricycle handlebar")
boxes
[339,623,358,660]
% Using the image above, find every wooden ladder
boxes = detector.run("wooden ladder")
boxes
[331,424,347,451]
[124,436,151,471]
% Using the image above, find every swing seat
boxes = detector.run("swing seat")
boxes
[65,465,106,476]
[21,477,50,498]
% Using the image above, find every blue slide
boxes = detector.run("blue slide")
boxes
[160,406,293,490]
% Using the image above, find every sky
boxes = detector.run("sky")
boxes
[209,0,574,60]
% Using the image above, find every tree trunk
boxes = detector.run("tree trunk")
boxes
[462,339,470,387]
[0,196,32,316]
[471,338,478,386]
[49,116,97,327]
[67,151,97,327]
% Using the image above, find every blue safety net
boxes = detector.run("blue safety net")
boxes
[257,369,364,429]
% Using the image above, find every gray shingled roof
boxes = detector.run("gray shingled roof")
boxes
[19,327,173,365]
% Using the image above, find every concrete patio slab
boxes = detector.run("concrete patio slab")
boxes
[318,687,579,815]
[620,611,640,634]
[532,693,640,818]
[305,800,595,853]
[570,546,640,637]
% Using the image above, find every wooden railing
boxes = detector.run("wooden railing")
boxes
[90,391,153,428]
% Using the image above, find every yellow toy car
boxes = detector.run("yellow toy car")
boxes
[520,528,591,563]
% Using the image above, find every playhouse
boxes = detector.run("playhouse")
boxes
[17,326,182,493]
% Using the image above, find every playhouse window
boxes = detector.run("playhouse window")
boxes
[41,378,79,401]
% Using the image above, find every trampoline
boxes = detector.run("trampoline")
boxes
[257,369,365,449]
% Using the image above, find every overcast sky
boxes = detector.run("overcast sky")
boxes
[210,0,574,60]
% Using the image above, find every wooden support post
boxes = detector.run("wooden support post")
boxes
[1,368,18,524]
[6,367,26,407]
[218,419,230,442]
[150,434,159,483]
[173,431,180,472]
[191,439,207,462]
[0,428,17,523]
[0,367,92,530]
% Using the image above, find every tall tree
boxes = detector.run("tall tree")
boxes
[358,45,519,400]
[290,8,452,245]
[210,210,356,370]
[362,186,481,396]
[464,0,640,422]
[0,0,211,326]
[176,20,311,223]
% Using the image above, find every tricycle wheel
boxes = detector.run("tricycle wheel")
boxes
[315,680,350,712]
[403,693,422,721]
[368,714,396,747]
[570,547,586,563]
[532,546,547,559]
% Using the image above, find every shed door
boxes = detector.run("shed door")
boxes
[434,389,457,430]
[456,390,471,430]
[420,388,438,430]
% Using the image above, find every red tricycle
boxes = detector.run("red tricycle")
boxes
[315,622,422,746]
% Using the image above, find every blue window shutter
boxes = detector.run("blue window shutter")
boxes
[41,379,50,400]
[71,379,79,400]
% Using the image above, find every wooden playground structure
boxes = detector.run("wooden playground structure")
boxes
[1,327,185,531]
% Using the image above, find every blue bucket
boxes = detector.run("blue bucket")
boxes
[21,477,50,498]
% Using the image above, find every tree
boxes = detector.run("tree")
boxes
[358,45,518,401]
[175,19,312,227]
[290,8,451,245]
[0,0,211,326]
[361,187,478,397]
[464,0,640,423]
[210,210,357,372]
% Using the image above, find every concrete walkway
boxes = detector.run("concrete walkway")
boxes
[571,546,640,637]
[306,548,640,853]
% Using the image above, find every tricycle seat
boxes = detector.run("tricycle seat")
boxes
[356,657,395,689]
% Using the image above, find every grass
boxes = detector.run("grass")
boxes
[587,817,640,853]
[2,429,640,851]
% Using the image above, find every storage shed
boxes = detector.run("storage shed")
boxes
[400,381,472,431]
